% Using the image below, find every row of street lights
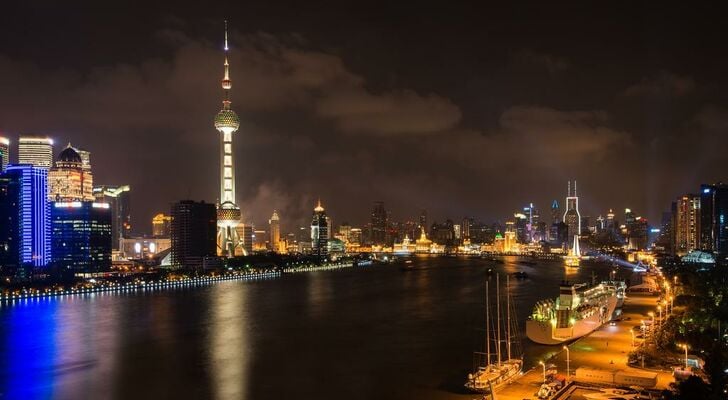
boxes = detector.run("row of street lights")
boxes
[538,345,570,385]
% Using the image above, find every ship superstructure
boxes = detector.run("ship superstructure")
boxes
[526,280,625,345]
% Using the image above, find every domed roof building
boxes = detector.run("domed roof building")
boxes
[57,146,83,165]
[49,143,94,201]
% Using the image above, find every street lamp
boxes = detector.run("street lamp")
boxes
[670,295,674,311]
[657,305,662,329]
[648,311,654,329]
[630,329,635,347]
[539,360,546,383]
[680,344,689,369]
[563,345,570,380]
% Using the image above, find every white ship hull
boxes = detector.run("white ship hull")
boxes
[526,295,618,345]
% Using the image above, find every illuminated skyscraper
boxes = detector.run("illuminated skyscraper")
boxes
[563,180,581,247]
[674,194,700,255]
[269,210,280,252]
[311,200,328,260]
[214,21,243,257]
[419,209,427,231]
[93,185,131,249]
[550,200,560,224]
[0,137,9,173]
[371,201,387,245]
[50,201,112,272]
[48,145,94,201]
[18,137,53,169]
[700,183,728,262]
[0,173,20,269]
[152,213,172,237]
[1,165,50,267]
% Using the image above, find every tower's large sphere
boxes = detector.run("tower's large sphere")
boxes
[214,109,240,131]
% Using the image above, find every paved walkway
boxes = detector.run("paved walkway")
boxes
[494,295,674,400]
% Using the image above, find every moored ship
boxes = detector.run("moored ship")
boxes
[526,280,625,345]
[465,274,523,393]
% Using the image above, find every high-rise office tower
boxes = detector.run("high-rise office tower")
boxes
[1,165,51,267]
[152,213,172,237]
[311,200,329,260]
[93,185,131,250]
[371,201,387,245]
[699,183,728,262]
[419,209,427,231]
[550,200,560,224]
[18,137,54,169]
[214,22,243,258]
[462,217,472,240]
[236,224,253,255]
[269,210,280,252]
[0,173,20,269]
[563,180,581,247]
[48,145,94,201]
[50,201,112,272]
[606,209,616,232]
[170,200,217,269]
[0,137,9,173]
[674,194,700,255]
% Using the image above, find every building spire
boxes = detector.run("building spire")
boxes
[221,20,232,110]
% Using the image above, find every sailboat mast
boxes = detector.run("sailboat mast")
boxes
[486,278,490,366]
[496,273,501,366]
[506,274,512,361]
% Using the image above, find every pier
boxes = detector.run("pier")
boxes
[495,294,674,399]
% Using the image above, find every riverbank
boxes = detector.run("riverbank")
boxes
[0,270,281,304]
[495,294,674,399]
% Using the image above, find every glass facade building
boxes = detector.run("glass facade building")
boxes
[93,185,131,250]
[1,165,51,267]
[50,201,112,272]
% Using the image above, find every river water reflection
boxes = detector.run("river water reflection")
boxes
[0,256,620,399]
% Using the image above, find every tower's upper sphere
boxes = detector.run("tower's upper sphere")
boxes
[214,109,240,131]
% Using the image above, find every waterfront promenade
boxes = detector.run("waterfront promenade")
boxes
[495,294,674,399]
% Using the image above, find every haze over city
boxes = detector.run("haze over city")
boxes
[2,3,727,230]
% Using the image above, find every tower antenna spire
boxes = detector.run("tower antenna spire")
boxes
[224,20,229,51]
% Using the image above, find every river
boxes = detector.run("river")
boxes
[0,256,621,399]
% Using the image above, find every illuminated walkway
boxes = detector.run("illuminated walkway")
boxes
[495,295,674,399]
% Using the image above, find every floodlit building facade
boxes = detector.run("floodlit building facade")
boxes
[1,165,51,267]
[48,145,94,201]
[50,201,112,272]
[18,136,54,169]
[93,185,131,250]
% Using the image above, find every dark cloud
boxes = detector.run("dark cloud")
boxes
[623,71,695,97]
[513,50,570,74]
[1,3,728,232]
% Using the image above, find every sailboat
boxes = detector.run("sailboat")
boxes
[465,274,523,394]
[564,235,581,268]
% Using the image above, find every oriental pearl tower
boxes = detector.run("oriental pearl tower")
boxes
[214,21,244,257]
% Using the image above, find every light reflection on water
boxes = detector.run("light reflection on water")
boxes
[0,257,621,399]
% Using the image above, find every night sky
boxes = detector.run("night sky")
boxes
[2,2,727,233]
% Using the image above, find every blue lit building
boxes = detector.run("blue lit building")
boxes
[0,165,51,269]
[50,201,112,273]
[700,183,728,264]
[0,174,20,271]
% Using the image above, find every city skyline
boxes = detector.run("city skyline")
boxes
[2,4,728,230]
